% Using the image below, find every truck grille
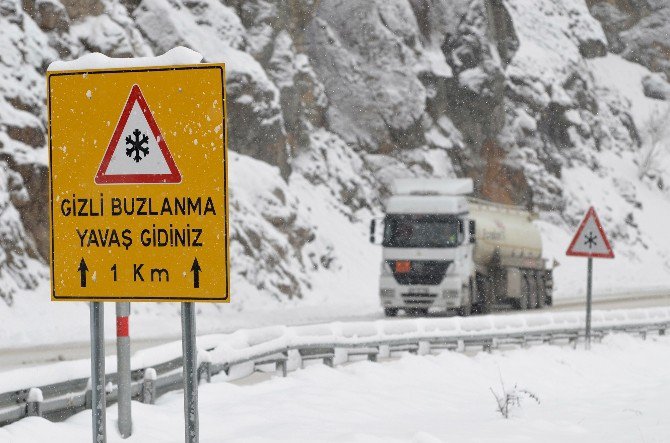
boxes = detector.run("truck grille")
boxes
[388,260,451,285]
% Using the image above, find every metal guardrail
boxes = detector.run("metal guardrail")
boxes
[0,319,667,427]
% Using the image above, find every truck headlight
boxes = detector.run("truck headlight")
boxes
[380,289,395,298]
[442,289,458,299]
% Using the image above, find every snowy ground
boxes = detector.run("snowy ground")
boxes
[2,333,669,442]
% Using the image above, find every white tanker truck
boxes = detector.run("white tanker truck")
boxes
[370,178,553,316]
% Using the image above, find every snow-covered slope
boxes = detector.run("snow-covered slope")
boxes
[0,0,670,342]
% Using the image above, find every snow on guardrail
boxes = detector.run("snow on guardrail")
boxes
[2,306,669,395]
[203,306,670,366]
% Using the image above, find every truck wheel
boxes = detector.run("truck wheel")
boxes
[458,303,472,317]
[458,284,473,316]
[384,308,398,317]
[474,274,487,314]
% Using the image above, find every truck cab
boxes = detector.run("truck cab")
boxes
[371,179,476,317]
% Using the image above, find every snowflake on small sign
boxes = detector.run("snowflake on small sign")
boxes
[126,129,149,162]
[584,232,598,249]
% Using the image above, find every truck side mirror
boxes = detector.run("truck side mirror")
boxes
[469,220,476,244]
[370,218,384,244]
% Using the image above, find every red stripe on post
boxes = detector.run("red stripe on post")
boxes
[116,316,129,337]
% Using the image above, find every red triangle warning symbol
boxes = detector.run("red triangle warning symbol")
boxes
[95,84,181,184]
[566,207,614,259]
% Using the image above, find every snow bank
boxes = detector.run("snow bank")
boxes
[4,334,670,442]
[47,46,203,71]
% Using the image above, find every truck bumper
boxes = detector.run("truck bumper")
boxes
[379,276,464,311]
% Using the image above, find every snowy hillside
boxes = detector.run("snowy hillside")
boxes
[0,0,670,342]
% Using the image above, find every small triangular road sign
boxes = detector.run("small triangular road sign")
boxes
[566,207,614,259]
[95,84,181,184]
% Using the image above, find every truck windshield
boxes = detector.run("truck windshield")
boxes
[382,214,462,248]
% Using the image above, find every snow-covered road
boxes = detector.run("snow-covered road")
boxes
[2,333,669,442]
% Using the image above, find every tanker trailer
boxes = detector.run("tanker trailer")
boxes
[370,179,553,317]
[469,199,553,312]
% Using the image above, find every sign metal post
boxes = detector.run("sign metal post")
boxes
[566,207,614,349]
[585,257,593,349]
[181,302,199,443]
[90,302,106,443]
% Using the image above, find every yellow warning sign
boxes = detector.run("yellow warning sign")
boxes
[47,64,229,302]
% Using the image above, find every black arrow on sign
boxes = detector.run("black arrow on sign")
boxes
[190,258,201,289]
[78,258,89,288]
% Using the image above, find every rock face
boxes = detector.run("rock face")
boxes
[588,0,670,77]
[0,0,668,303]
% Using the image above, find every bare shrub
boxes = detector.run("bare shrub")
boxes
[490,374,540,419]
[638,105,670,180]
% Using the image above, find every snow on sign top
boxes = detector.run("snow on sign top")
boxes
[47,47,203,71]
[95,84,181,184]
[566,207,614,259]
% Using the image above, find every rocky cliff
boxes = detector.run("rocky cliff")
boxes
[0,0,669,305]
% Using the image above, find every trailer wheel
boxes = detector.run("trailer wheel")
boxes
[536,274,546,308]
[512,278,530,310]
[384,308,398,317]
[528,274,539,309]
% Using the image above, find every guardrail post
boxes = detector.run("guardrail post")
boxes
[660,328,666,336]
[142,368,156,405]
[85,379,93,409]
[457,339,464,352]
[198,362,212,384]
[26,388,43,417]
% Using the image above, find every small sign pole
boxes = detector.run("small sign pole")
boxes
[566,207,614,350]
[116,302,132,438]
[181,302,199,443]
[90,302,107,443]
[585,257,593,350]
